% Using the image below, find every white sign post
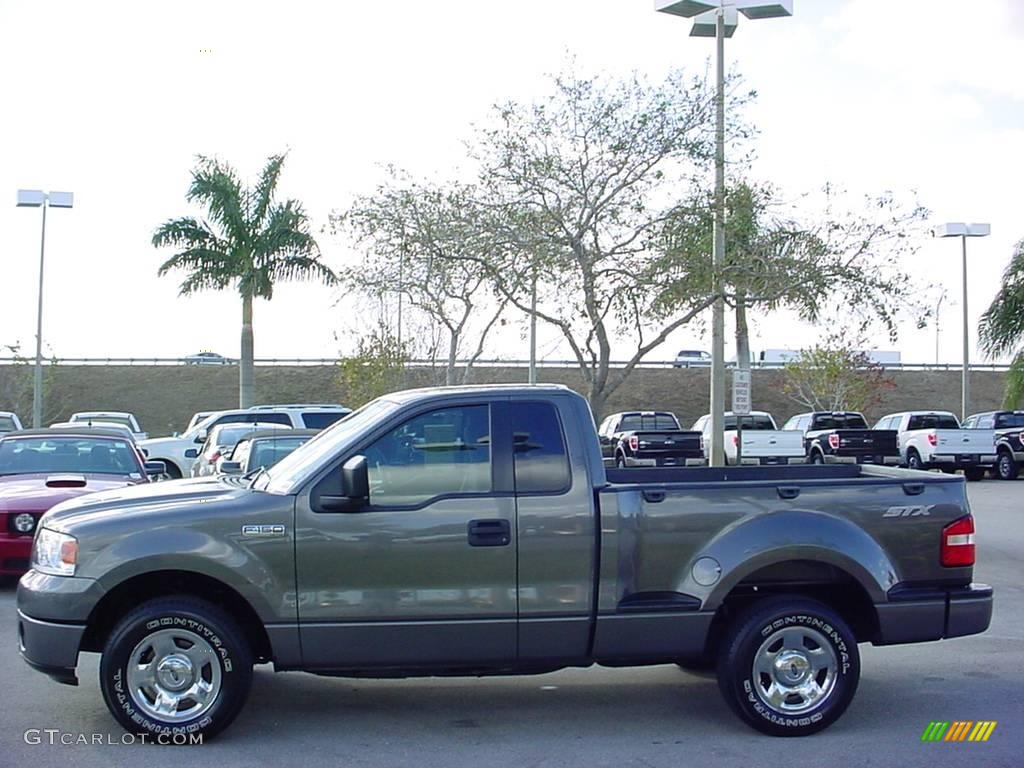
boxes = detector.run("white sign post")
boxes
[732,370,752,464]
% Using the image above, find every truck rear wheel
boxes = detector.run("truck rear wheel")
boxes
[99,597,253,741]
[716,596,860,737]
[906,450,924,471]
[996,452,1019,481]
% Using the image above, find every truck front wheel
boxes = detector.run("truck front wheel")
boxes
[99,597,253,741]
[716,596,860,737]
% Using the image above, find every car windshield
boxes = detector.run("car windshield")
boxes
[212,424,287,446]
[258,399,400,494]
[248,437,312,469]
[995,413,1024,429]
[0,436,141,476]
[0,416,19,432]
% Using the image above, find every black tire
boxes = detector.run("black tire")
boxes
[996,451,1019,481]
[716,596,860,737]
[906,450,924,471]
[615,454,626,468]
[809,451,824,465]
[963,466,986,482]
[161,461,183,479]
[99,597,253,742]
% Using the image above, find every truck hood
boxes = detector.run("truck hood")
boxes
[0,474,145,514]
[40,475,232,532]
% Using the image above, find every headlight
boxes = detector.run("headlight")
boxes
[14,513,37,534]
[32,528,78,577]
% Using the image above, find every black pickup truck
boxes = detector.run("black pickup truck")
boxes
[963,410,1024,480]
[596,410,704,467]
[782,411,900,466]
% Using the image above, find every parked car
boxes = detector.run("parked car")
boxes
[183,351,234,365]
[218,429,319,475]
[68,411,147,441]
[873,411,996,481]
[191,422,292,477]
[782,411,900,466]
[139,405,351,478]
[17,384,992,740]
[0,411,24,434]
[0,427,163,575]
[596,410,704,467]
[691,411,805,465]
[962,410,1024,480]
[672,349,711,367]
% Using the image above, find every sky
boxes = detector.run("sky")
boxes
[1,0,1021,366]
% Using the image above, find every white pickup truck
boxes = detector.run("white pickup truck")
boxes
[690,411,805,465]
[873,410,997,481]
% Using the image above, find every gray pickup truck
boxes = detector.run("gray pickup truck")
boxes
[17,385,992,740]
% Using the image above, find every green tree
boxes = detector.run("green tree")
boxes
[0,342,64,425]
[979,238,1024,408]
[781,334,895,415]
[336,323,410,407]
[153,153,334,407]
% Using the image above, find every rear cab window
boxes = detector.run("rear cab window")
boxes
[302,411,346,429]
[511,402,571,494]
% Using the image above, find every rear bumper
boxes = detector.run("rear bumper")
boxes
[736,456,806,466]
[874,584,993,645]
[928,454,998,467]
[17,610,84,685]
[624,456,706,468]
[824,454,901,466]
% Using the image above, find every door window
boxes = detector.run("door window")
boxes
[364,405,491,507]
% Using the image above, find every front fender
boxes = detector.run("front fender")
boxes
[690,509,897,611]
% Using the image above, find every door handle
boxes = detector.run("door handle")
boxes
[642,490,666,503]
[467,519,511,547]
[777,486,800,500]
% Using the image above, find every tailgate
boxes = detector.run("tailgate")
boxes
[933,429,996,455]
[634,431,702,458]
[834,429,898,456]
[740,430,805,457]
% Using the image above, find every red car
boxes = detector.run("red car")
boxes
[0,428,163,576]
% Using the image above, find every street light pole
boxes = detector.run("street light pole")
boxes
[655,0,792,466]
[528,265,538,385]
[17,189,74,428]
[709,7,726,466]
[933,222,990,422]
[33,201,48,428]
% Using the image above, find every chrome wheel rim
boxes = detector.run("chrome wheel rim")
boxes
[126,628,222,722]
[1000,455,1012,478]
[752,626,838,715]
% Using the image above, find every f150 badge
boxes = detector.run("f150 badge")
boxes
[883,505,934,518]
[241,524,286,537]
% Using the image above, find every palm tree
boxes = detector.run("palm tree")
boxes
[153,153,335,407]
[979,239,1024,408]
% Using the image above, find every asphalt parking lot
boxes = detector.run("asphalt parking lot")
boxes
[1,481,1021,767]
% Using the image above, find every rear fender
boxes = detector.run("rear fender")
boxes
[694,509,897,610]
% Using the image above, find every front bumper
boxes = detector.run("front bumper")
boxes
[17,610,85,685]
[874,583,993,645]
[0,534,33,575]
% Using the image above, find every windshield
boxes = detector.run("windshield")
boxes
[725,414,776,430]
[0,436,142,476]
[619,413,679,431]
[814,414,868,430]
[257,399,399,494]
[212,423,288,446]
[0,416,19,432]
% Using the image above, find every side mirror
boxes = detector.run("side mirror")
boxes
[342,455,370,499]
[184,448,199,459]
[144,460,167,477]
[195,429,208,443]
[219,460,243,475]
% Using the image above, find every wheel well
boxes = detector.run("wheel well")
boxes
[159,459,182,478]
[703,560,878,657]
[81,570,273,663]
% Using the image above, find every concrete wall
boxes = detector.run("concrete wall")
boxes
[0,364,1008,438]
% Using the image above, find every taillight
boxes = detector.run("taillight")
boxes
[209,450,221,464]
[628,435,639,452]
[732,435,739,447]
[828,434,840,450]
[941,515,976,567]
[927,433,938,446]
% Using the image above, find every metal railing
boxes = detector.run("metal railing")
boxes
[0,357,1012,371]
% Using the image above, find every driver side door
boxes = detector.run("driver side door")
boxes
[294,399,518,670]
